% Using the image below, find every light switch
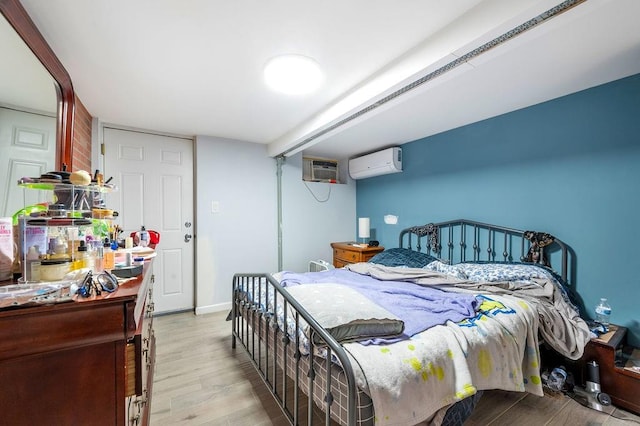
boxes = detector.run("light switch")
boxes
[211,201,220,213]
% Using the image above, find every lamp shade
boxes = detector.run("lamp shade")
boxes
[358,217,370,239]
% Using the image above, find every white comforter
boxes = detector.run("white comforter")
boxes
[271,262,590,426]
[342,292,541,426]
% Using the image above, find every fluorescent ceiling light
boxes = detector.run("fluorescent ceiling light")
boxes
[264,54,323,95]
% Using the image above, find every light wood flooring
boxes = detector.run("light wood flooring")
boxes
[150,311,640,425]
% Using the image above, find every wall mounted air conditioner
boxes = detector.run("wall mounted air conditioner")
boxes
[348,147,402,180]
[303,157,338,182]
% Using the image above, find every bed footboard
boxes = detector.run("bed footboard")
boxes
[231,273,363,426]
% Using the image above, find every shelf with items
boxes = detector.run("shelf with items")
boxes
[14,179,118,286]
[17,179,118,193]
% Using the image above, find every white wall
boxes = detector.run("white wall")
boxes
[281,152,356,271]
[194,140,356,314]
[195,136,278,314]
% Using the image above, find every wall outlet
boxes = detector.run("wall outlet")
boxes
[211,201,220,213]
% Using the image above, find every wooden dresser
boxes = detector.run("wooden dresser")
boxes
[331,242,384,268]
[0,261,155,426]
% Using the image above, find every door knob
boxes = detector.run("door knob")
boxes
[184,233,192,243]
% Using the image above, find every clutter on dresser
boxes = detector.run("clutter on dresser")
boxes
[1,174,125,308]
[1,172,161,310]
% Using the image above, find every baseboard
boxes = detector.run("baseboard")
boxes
[195,302,231,315]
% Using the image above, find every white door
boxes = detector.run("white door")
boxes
[103,127,194,313]
[0,107,56,217]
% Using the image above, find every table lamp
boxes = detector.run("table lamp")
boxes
[358,217,370,245]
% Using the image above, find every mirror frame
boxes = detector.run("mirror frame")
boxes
[0,0,74,170]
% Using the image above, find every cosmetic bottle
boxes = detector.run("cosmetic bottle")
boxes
[103,238,115,272]
[26,245,41,281]
[71,241,88,270]
[94,246,104,273]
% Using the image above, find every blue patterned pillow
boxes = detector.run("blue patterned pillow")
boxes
[368,248,438,268]
[423,260,467,279]
[456,262,556,283]
[424,260,580,312]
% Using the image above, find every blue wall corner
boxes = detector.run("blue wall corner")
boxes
[357,73,640,345]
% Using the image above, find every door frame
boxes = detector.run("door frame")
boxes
[94,120,198,311]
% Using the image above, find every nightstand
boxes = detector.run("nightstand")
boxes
[577,325,640,415]
[331,242,384,268]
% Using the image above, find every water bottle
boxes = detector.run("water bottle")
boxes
[547,366,567,392]
[595,298,611,325]
[138,226,149,248]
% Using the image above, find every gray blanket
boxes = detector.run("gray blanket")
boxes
[346,262,590,360]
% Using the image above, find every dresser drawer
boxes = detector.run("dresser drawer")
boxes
[331,242,384,268]
[334,259,349,269]
[333,248,360,263]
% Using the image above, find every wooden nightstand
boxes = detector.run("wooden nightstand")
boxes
[331,242,384,268]
[577,325,640,414]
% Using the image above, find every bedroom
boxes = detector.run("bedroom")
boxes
[1,0,639,424]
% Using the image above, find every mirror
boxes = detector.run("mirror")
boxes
[0,0,75,216]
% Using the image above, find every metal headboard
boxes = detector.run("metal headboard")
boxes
[399,219,569,283]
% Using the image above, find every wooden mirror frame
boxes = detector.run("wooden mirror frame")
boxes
[0,0,74,170]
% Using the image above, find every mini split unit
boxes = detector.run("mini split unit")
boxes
[348,147,402,180]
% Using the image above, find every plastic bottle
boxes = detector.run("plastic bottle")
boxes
[71,241,88,270]
[26,245,41,281]
[84,239,96,271]
[595,298,611,325]
[94,246,104,273]
[547,366,567,392]
[138,226,149,247]
[103,238,115,271]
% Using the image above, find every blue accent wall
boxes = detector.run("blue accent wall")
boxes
[357,73,640,346]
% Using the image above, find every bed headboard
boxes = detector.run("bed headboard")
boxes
[399,219,569,283]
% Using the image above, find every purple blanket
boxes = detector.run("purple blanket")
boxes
[279,269,478,342]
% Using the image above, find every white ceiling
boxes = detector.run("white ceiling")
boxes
[18,0,640,161]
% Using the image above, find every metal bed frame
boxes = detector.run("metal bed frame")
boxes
[399,219,569,283]
[231,273,363,425]
[231,219,570,426]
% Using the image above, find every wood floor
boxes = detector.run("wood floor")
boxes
[150,311,640,426]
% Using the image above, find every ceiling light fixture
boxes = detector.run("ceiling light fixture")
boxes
[264,54,323,95]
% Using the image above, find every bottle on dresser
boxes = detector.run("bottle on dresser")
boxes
[102,238,115,272]
[71,241,89,271]
[595,298,611,325]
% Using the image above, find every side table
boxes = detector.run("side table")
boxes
[578,325,640,415]
[331,242,384,268]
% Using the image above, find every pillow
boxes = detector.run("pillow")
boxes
[455,262,556,283]
[424,260,556,282]
[459,261,581,311]
[423,260,467,279]
[368,247,438,268]
[285,283,404,344]
[424,260,581,312]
